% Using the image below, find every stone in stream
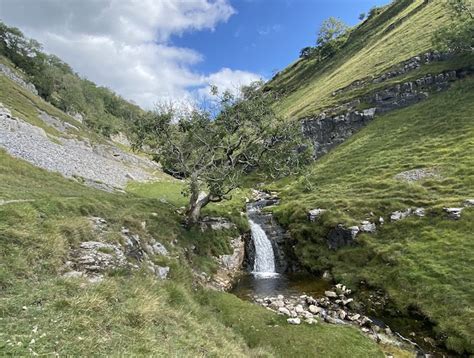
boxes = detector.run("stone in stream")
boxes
[270,300,285,310]
[325,290,338,298]
[295,304,305,314]
[348,313,361,321]
[287,317,301,325]
[309,305,322,314]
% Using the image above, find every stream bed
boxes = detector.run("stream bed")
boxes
[232,191,453,357]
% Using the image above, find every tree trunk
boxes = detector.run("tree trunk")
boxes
[185,174,210,226]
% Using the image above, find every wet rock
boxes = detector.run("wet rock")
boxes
[200,216,236,231]
[348,313,361,321]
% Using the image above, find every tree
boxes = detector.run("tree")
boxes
[316,17,349,47]
[433,0,473,53]
[132,83,312,225]
[299,46,315,59]
[359,13,366,21]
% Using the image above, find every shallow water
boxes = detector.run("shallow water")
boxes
[231,272,331,300]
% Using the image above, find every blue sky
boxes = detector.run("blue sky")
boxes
[172,0,391,79]
[0,0,391,108]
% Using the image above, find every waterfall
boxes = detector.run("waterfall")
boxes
[249,218,277,278]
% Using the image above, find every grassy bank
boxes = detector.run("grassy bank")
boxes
[271,78,474,354]
[0,148,385,356]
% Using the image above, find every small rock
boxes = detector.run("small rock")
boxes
[342,298,353,306]
[325,291,337,298]
[348,314,361,321]
[305,318,317,325]
[278,307,291,316]
[308,305,322,314]
[464,199,474,207]
[360,221,376,233]
[287,317,301,325]
[155,266,170,279]
[62,271,84,279]
[295,304,305,314]
[413,207,425,217]
[277,294,284,300]
[348,226,360,238]
[379,217,384,225]
[308,208,326,222]
[338,310,347,320]
[444,207,463,220]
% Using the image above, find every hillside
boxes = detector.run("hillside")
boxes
[1,0,473,356]
[261,0,474,354]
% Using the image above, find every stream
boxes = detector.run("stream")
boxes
[230,192,452,357]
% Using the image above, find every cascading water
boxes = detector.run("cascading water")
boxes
[249,218,278,278]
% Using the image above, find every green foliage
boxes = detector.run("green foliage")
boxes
[132,82,312,223]
[271,79,474,354]
[432,0,474,53]
[0,21,144,138]
[267,0,454,119]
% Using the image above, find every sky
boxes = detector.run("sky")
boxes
[0,0,390,109]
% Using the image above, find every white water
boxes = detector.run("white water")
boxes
[249,219,278,278]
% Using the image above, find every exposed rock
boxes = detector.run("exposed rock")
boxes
[390,208,412,222]
[309,305,322,314]
[110,132,131,147]
[444,207,463,220]
[0,103,159,189]
[151,241,169,256]
[464,199,474,207]
[155,266,170,280]
[360,221,376,233]
[0,64,38,95]
[308,208,326,221]
[279,307,291,316]
[71,241,128,274]
[38,110,78,133]
[302,66,469,159]
[209,235,245,291]
[327,225,357,250]
[287,317,301,325]
[394,168,440,182]
[200,216,236,231]
[325,291,338,298]
[413,208,425,217]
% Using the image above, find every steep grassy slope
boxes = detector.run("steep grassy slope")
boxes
[270,78,474,353]
[0,149,384,356]
[266,0,454,118]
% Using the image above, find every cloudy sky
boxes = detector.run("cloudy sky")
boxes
[0,0,388,109]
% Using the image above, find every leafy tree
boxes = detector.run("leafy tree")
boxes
[359,13,366,21]
[299,46,316,59]
[316,17,349,47]
[132,83,312,225]
[433,0,473,53]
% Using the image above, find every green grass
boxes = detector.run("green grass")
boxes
[267,0,455,118]
[270,78,474,354]
[0,148,385,356]
[0,60,104,143]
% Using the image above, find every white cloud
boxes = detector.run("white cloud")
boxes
[0,0,262,109]
[198,68,262,99]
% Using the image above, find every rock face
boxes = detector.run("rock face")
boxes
[327,224,358,250]
[63,217,170,282]
[0,102,159,189]
[0,63,38,95]
[302,52,471,159]
[302,108,376,158]
[394,168,440,182]
[209,236,245,290]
